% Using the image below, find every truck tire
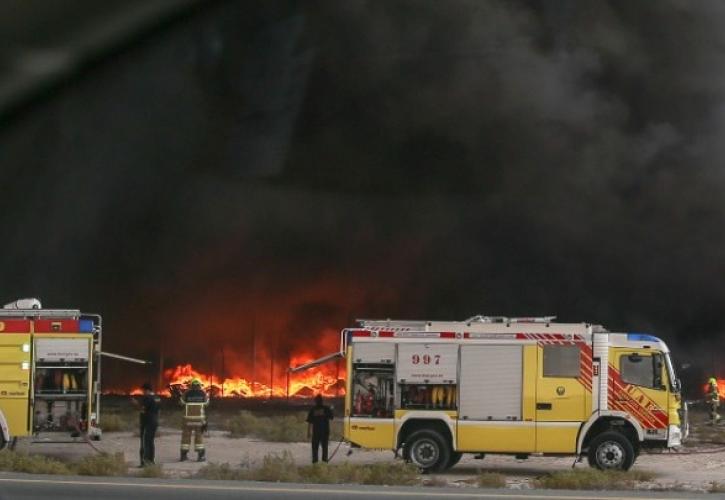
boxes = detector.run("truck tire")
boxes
[447,452,463,469]
[404,429,451,473]
[587,431,636,471]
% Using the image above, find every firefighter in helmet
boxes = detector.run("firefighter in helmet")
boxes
[179,378,209,461]
[707,377,720,425]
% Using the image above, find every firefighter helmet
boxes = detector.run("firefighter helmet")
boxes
[191,378,202,387]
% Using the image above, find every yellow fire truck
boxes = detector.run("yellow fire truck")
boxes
[0,298,103,448]
[294,315,687,472]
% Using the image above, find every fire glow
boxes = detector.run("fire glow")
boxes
[115,278,369,398]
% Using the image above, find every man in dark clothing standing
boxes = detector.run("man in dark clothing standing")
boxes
[134,382,160,467]
[306,394,333,463]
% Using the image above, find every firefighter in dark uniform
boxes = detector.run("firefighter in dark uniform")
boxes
[306,394,333,463]
[180,378,209,461]
[134,382,160,467]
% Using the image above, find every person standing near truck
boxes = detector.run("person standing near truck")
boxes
[134,382,160,467]
[306,394,333,463]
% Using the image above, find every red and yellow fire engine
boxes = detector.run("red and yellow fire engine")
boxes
[0,298,102,448]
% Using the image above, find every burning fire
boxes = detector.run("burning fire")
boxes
[151,358,345,398]
[163,363,344,398]
[164,364,345,398]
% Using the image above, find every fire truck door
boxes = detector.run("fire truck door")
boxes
[0,334,32,437]
[610,348,669,436]
[535,344,587,453]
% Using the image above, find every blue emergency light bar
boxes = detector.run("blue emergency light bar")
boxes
[627,333,660,343]
[79,319,95,333]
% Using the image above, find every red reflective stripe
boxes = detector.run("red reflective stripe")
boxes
[516,333,527,339]
[352,331,371,337]
[0,320,31,333]
[463,332,471,339]
[607,368,665,429]
[378,331,394,337]
[440,332,455,338]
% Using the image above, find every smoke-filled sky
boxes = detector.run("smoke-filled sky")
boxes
[2,0,725,390]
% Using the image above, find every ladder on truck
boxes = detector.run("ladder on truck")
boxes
[358,315,559,332]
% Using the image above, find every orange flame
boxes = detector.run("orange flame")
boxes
[154,358,345,398]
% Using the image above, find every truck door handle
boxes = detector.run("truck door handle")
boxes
[537,403,552,410]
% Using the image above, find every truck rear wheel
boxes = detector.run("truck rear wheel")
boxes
[404,429,451,473]
[587,431,636,471]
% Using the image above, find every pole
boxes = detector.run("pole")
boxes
[335,357,340,398]
[209,350,214,399]
[286,350,290,402]
[252,318,256,397]
[157,344,164,393]
[221,347,225,398]
[269,333,274,400]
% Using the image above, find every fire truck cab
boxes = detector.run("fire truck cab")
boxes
[337,316,686,472]
[0,299,102,448]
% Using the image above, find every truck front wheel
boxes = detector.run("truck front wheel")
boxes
[404,429,451,473]
[587,431,636,471]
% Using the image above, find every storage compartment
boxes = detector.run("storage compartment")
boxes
[34,400,87,433]
[459,345,523,421]
[399,383,457,410]
[351,364,394,418]
[32,337,91,433]
[34,368,88,394]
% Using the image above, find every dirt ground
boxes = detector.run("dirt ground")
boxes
[13,409,725,492]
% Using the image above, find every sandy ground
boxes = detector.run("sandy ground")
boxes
[14,426,725,492]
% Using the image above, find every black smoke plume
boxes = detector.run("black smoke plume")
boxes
[1,1,724,393]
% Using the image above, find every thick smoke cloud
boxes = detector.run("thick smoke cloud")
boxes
[1,0,725,391]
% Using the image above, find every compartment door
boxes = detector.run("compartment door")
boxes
[457,345,534,453]
[352,343,395,364]
[35,338,89,362]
